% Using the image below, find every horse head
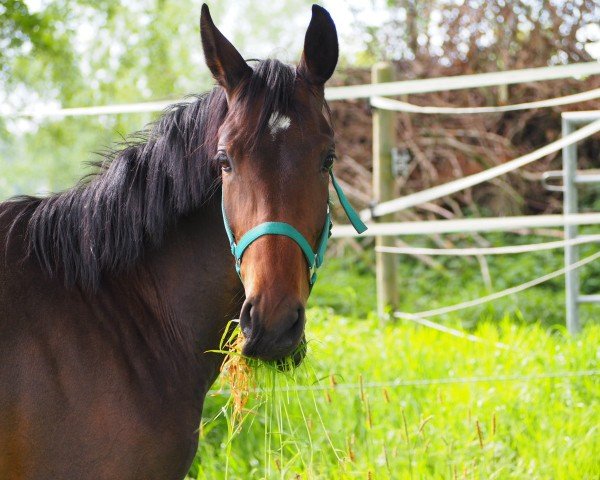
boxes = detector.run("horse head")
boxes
[200,4,347,363]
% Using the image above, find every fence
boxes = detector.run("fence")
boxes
[5,61,600,333]
[561,111,600,333]
[4,61,600,118]
[346,65,600,333]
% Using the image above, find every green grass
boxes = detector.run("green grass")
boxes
[192,313,599,479]
[189,238,600,479]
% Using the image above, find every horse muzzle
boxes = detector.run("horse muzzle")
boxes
[239,296,307,363]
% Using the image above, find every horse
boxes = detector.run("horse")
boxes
[0,4,366,479]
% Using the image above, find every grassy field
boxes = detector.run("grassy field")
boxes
[189,241,600,479]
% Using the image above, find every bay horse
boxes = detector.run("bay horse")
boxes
[0,4,366,479]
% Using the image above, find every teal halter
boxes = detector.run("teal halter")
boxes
[221,169,367,285]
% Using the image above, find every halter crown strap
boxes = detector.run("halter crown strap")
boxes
[329,170,367,234]
[222,169,366,285]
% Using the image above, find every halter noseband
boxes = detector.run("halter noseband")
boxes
[221,169,367,286]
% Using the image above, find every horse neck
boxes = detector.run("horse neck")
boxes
[111,192,244,396]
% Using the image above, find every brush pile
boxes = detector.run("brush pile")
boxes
[329,70,600,223]
[328,0,600,223]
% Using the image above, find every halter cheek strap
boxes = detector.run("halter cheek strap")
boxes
[221,169,367,286]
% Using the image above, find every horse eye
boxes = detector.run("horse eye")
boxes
[322,154,335,171]
[217,152,232,172]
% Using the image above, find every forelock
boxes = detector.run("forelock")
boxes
[235,59,297,150]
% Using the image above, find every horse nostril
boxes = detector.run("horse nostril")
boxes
[240,300,254,338]
[290,308,299,325]
[289,306,305,335]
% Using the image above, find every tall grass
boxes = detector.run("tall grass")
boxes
[191,313,599,479]
[188,238,600,479]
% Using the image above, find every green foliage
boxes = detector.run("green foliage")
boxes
[357,0,595,69]
[310,253,376,318]
[313,231,600,328]
[1,0,211,199]
[0,0,81,101]
[0,0,318,200]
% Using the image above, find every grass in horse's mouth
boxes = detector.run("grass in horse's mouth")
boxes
[210,323,338,478]
[218,328,253,426]
[216,321,307,427]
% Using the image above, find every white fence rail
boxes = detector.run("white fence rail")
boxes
[333,213,600,238]
[375,235,600,256]
[370,87,600,114]
[3,61,600,118]
[359,118,600,221]
[326,61,600,100]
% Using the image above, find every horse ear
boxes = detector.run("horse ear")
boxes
[297,5,339,87]
[200,4,252,93]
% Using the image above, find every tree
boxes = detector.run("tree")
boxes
[355,0,598,74]
[0,0,314,199]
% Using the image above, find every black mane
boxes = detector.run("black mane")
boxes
[13,59,297,291]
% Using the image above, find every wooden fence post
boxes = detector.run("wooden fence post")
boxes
[372,62,398,318]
